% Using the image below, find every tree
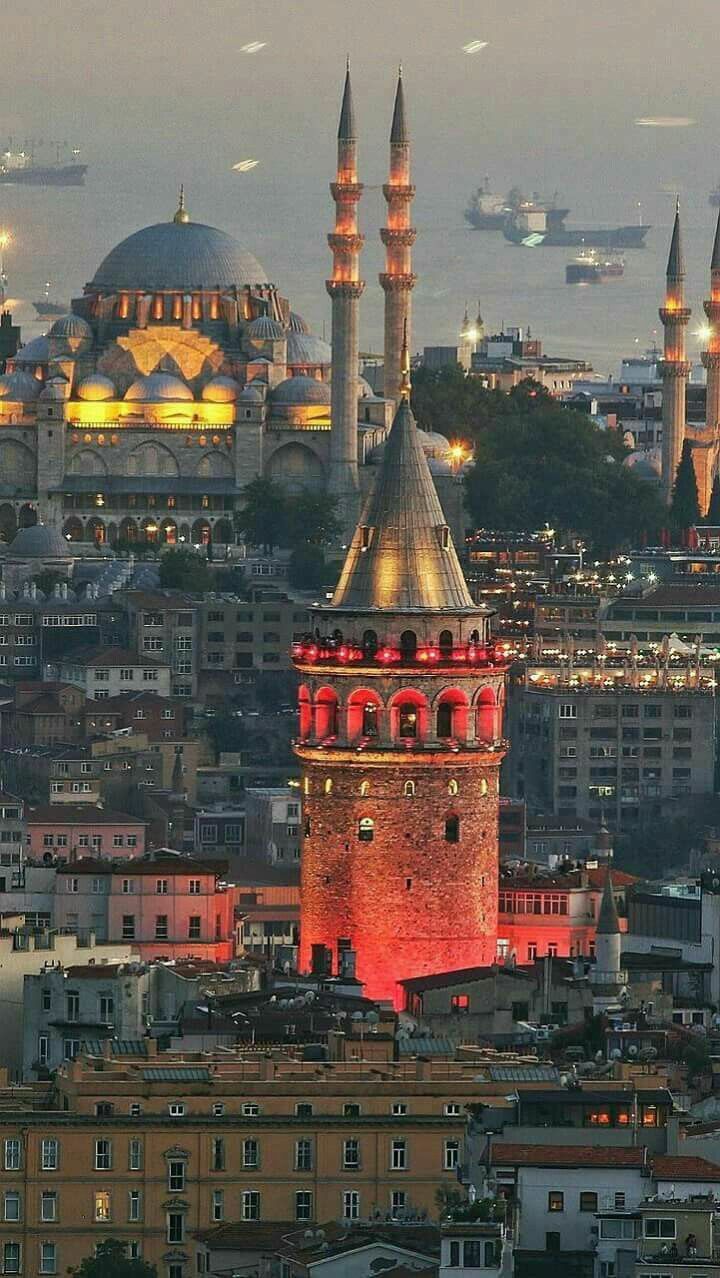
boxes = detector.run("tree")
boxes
[670,439,701,531]
[289,544,328,591]
[254,669,297,712]
[70,1239,156,1278]
[205,713,247,759]
[158,547,210,592]
[285,491,341,548]
[32,569,65,596]
[705,472,720,525]
[236,478,288,553]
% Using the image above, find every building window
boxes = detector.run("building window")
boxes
[580,1191,598,1212]
[343,1139,360,1170]
[94,1140,112,1171]
[40,1192,56,1222]
[3,1193,20,1222]
[168,1161,185,1192]
[403,780,416,798]
[128,1191,141,1222]
[391,1140,407,1170]
[242,1140,259,1170]
[448,778,459,796]
[168,1103,185,1118]
[3,1244,20,1274]
[296,1103,313,1118]
[548,1191,564,1212]
[99,995,114,1022]
[211,1138,224,1171]
[295,1139,313,1171]
[546,1232,561,1252]
[450,993,469,1014]
[342,1190,360,1220]
[41,1140,58,1171]
[242,1104,260,1117]
[358,817,374,842]
[398,704,418,738]
[559,704,577,719]
[156,879,168,895]
[155,915,168,940]
[211,1190,224,1222]
[392,1103,408,1116]
[122,915,135,940]
[644,1219,676,1238]
[295,1190,313,1222]
[445,815,460,842]
[39,1243,56,1274]
[166,1211,185,1243]
[94,1191,111,1222]
[444,1140,460,1170]
[188,916,201,940]
[129,1140,142,1171]
[241,1191,260,1221]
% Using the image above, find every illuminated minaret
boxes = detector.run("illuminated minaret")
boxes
[380,67,417,404]
[703,206,720,446]
[660,201,691,502]
[327,62,365,528]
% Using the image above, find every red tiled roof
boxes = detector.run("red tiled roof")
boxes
[490,1142,646,1169]
[61,646,165,669]
[653,1154,720,1182]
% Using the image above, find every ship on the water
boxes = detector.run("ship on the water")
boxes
[465,181,569,230]
[0,144,87,187]
[710,182,720,208]
[503,200,649,248]
[566,249,625,284]
[33,282,67,317]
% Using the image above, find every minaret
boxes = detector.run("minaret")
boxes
[703,207,720,448]
[327,62,364,531]
[294,333,509,1006]
[660,201,691,503]
[380,67,417,405]
[594,868,621,980]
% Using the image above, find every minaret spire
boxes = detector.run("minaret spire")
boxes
[173,185,189,224]
[327,62,365,533]
[660,200,691,503]
[703,205,720,469]
[380,67,417,404]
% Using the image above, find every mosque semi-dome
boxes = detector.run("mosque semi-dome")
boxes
[271,375,331,406]
[90,220,268,292]
[0,371,41,401]
[14,336,50,364]
[77,373,117,402]
[124,373,194,402]
[287,332,332,367]
[247,315,285,341]
[48,313,93,340]
[8,524,72,559]
[201,376,241,403]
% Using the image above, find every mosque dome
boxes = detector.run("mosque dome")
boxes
[77,373,117,402]
[271,375,331,406]
[14,336,50,364]
[427,456,453,476]
[247,315,285,341]
[0,371,41,401]
[287,311,310,334]
[201,376,241,403]
[48,313,93,340]
[8,524,71,559]
[287,332,332,366]
[421,431,452,458]
[124,373,194,402]
[91,219,267,292]
[238,383,265,403]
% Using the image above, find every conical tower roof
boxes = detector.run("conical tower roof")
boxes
[390,68,409,144]
[338,62,356,141]
[712,205,720,274]
[596,867,620,936]
[332,376,475,612]
[667,200,685,282]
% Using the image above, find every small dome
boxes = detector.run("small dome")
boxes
[202,376,241,403]
[48,313,93,340]
[40,377,69,401]
[0,371,41,401]
[77,374,117,402]
[14,336,50,365]
[8,524,71,559]
[247,315,285,341]
[421,431,452,458]
[287,332,332,367]
[624,448,661,481]
[124,373,194,402]
[238,383,265,403]
[271,375,331,406]
[357,375,374,398]
[287,311,310,334]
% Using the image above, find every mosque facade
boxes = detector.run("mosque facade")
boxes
[0,74,463,550]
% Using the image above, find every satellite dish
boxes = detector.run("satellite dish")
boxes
[351,1011,364,1022]
[366,1011,380,1024]
[628,1044,638,1056]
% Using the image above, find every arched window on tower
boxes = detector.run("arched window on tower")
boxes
[479,778,488,797]
[445,815,460,843]
[358,817,374,843]
[398,703,418,739]
[439,629,453,658]
[400,630,417,661]
[362,629,378,658]
[362,702,378,737]
[437,703,453,739]
[403,780,416,798]
[360,781,370,797]
[324,778,333,795]
[448,779,459,797]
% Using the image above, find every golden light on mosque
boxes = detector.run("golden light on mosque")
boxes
[0,232,10,250]
[696,322,713,343]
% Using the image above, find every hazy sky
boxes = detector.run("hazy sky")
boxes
[3,0,720,364]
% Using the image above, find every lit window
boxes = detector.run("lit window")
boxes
[358,818,374,842]
[448,779,459,796]
[403,780,415,798]
[94,1191,111,1222]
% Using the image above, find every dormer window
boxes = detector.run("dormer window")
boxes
[359,526,373,551]
[437,525,450,550]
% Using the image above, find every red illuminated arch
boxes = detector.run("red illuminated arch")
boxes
[434,687,470,741]
[298,685,312,739]
[388,688,430,742]
[314,686,339,739]
[347,688,383,741]
[476,685,501,743]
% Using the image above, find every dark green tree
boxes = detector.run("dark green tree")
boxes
[670,439,701,531]
[236,478,288,553]
[254,669,297,712]
[205,713,247,758]
[705,472,720,524]
[70,1239,157,1278]
[158,547,210,592]
[288,544,328,591]
[285,491,341,548]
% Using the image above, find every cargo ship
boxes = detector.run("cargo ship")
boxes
[566,250,625,284]
[33,283,67,317]
[0,145,87,187]
[465,181,568,230]
[504,201,650,248]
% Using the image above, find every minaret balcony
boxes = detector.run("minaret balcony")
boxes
[659,306,691,325]
[657,359,692,378]
[380,228,417,248]
[328,233,365,253]
[382,183,415,201]
[379,272,418,293]
[325,280,366,299]
[330,181,364,200]
[291,638,511,673]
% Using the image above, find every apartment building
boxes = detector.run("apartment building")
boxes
[199,589,310,678]
[244,788,301,864]
[46,647,171,700]
[83,692,187,743]
[25,805,147,861]
[505,665,716,829]
[8,683,86,746]
[115,592,201,699]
